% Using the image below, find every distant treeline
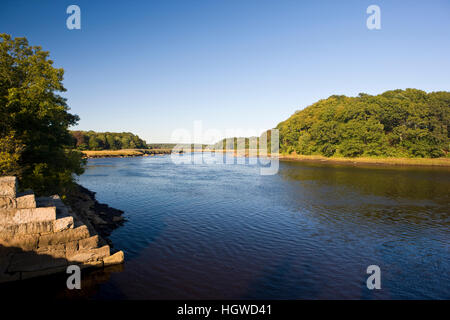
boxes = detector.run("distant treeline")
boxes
[276,89,449,158]
[71,131,148,150]
[147,143,177,149]
[213,137,261,150]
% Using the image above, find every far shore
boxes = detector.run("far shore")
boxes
[205,150,450,167]
[278,154,450,167]
[81,148,450,167]
[81,148,172,158]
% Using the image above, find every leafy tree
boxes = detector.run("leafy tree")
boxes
[0,132,23,176]
[0,34,85,195]
[70,131,148,150]
[276,89,449,158]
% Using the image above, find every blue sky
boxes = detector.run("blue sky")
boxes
[1,0,449,143]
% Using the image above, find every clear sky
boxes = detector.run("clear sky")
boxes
[1,0,449,143]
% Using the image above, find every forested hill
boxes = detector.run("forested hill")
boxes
[71,131,148,150]
[276,89,449,158]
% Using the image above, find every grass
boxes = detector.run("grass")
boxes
[82,148,172,158]
[278,154,450,167]
[201,149,450,167]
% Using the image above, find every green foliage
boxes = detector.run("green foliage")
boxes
[213,137,260,150]
[277,89,450,158]
[147,143,177,150]
[71,131,148,150]
[0,132,23,176]
[0,34,85,195]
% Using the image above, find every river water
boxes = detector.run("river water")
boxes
[6,155,450,299]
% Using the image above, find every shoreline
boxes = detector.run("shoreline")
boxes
[0,178,125,284]
[278,154,450,167]
[65,184,126,248]
[208,150,450,167]
[81,148,172,159]
[82,149,450,168]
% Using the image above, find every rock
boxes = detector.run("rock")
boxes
[36,244,66,259]
[80,260,103,269]
[8,251,67,273]
[91,215,107,225]
[16,193,36,209]
[0,178,125,283]
[21,265,68,280]
[69,245,110,263]
[65,240,79,258]
[38,225,90,246]
[103,251,125,266]
[65,184,125,241]
[0,234,39,250]
[13,207,56,224]
[0,220,54,236]
[0,197,16,209]
[53,216,74,232]
[79,235,99,250]
[112,216,124,222]
[0,176,17,197]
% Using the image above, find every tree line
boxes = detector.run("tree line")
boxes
[71,131,148,150]
[276,89,449,158]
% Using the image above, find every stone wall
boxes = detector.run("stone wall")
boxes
[0,176,124,283]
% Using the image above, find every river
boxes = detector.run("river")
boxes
[7,155,450,299]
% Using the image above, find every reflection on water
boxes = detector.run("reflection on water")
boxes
[3,156,449,299]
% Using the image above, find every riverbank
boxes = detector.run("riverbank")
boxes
[82,148,172,158]
[0,177,124,284]
[203,149,450,167]
[83,148,450,167]
[278,154,450,167]
[65,184,126,248]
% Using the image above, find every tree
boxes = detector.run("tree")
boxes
[70,131,148,150]
[0,34,85,195]
[0,132,23,177]
[276,89,449,158]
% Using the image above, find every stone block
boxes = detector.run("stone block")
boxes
[91,245,110,259]
[69,245,110,263]
[0,197,16,209]
[36,244,67,259]
[16,194,36,209]
[69,251,95,263]
[38,225,90,246]
[78,235,99,250]
[8,251,68,273]
[0,177,17,198]
[0,220,54,237]
[21,265,68,281]
[0,209,15,225]
[103,251,125,266]
[53,216,74,232]
[80,260,103,269]
[13,207,56,224]
[65,240,79,258]
[0,234,39,250]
